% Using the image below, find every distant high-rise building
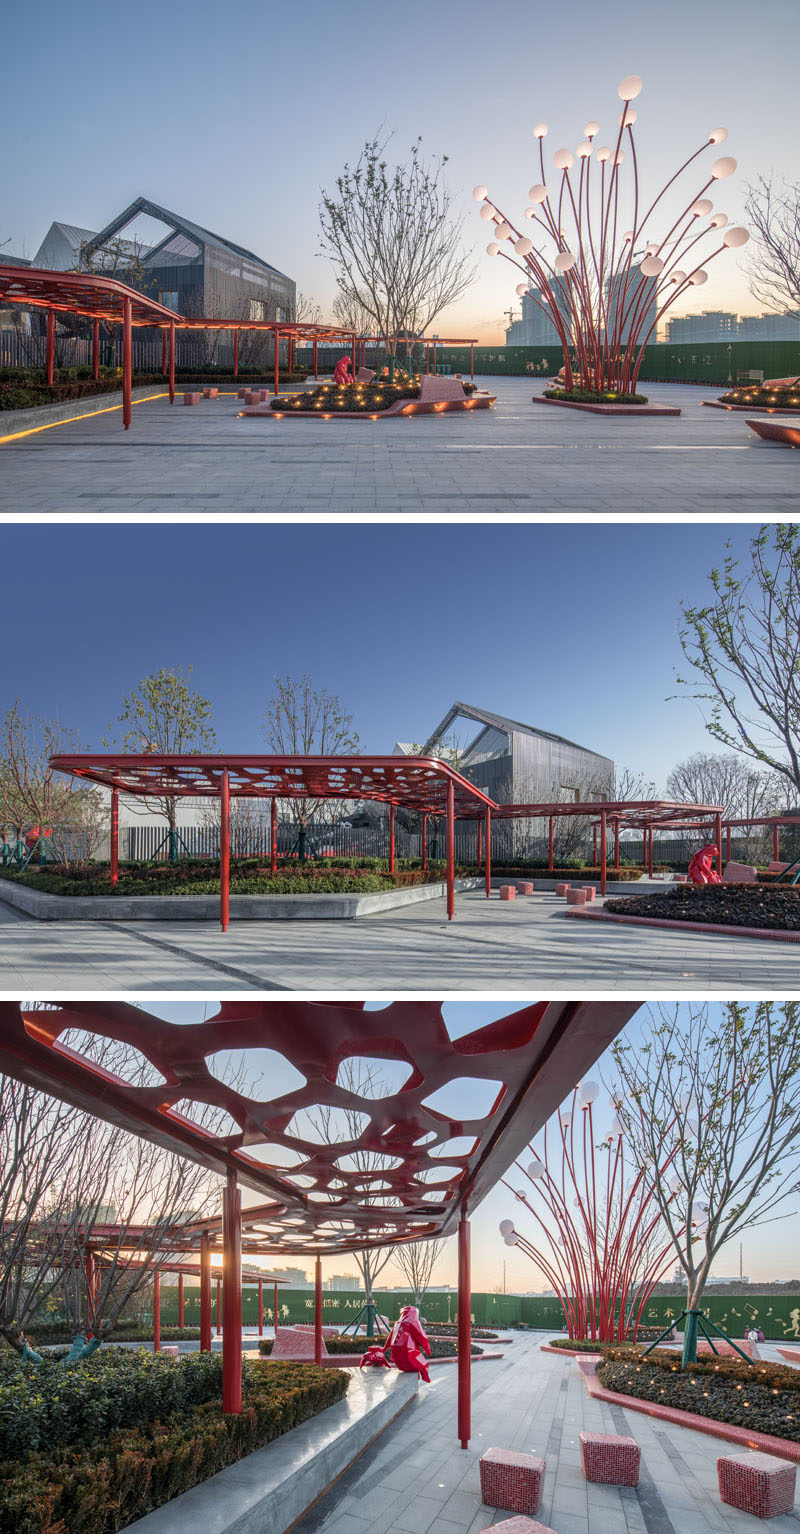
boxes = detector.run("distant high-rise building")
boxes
[736,311,800,340]
[606,263,658,345]
[666,311,738,342]
[506,281,571,346]
[269,1266,311,1288]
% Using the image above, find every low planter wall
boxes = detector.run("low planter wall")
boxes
[0,385,167,437]
[0,875,482,922]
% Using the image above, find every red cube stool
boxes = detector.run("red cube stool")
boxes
[580,1431,640,1486]
[580,885,596,901]
[499,885,516,901]
[565,888,588,906]
[717,1452,796,1517]
[554,883,570,896]
[160,1344,179,1358]
[183,392,201,405]
[517,882,534,895]
[237,387,250,399]
[493,1520,558,1534]
[479,1447,545,1515]
[258,389,270,401]
[203,387,218,399]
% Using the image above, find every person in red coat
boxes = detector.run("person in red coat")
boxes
[388,1306,431,1383]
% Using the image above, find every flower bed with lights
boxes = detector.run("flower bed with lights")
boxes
[240,375,491,420]
[271,380,423,413]
[715,384,800,413]
[596,1351,800,1442]
[603,884,800,931]
[475,75,749,410]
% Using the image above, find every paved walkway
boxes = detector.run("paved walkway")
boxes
[293,1333,800,1534]
[0,886,796,991]
[0,379,793,514]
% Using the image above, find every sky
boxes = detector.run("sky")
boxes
[147,1001,800,1290]
[0,520,767,792]
[4,0,799,341]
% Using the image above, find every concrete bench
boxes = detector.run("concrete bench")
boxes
[203,387,218,399]
[479,1447,545,1515]
[768,861,789,874]
[722,861,758,883]
[717,1452,796,1517]
[183,392,202,405]
[565,888,588,906]
[580,1431,640,1486]
[554,883,570,896]
[493,1520,558,1534]
[517,882,534,895]
[499,885,516,901]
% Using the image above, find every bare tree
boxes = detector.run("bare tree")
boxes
[745,175,800,316]
[332,289,375,337]
[0,701,105,867]
[667,751,786,861]
[391,1238,445,1309]
[673,525,800,796]
[607,1002,800,1328]
[104,666,216,845]
[263,674,359,841]
[320,134,475,359]
[294,291,323,326]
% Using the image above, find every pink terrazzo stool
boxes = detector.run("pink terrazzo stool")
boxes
[565,888,588,906]
[183,392,201,405]
[580,1431,640,1486]
[517,882,534,895]
[499,885,516,901]
[479,1447,545,1515]
[717,1452,796,1518]
[554,883,570,896]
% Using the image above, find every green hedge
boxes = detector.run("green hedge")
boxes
[597,1350,800,1441]
[0,1358,347,1533]
[0,864,451,897]
[22,1324,200,1347]
[257,1335,482,1359]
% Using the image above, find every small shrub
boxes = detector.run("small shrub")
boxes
[543,387,649,405]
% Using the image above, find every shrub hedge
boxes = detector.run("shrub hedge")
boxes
[0,1356,347,1533]
[257,1335,484,1358]
[0,861,452,897]
[22,1324,200,1347]
[543,387,649,405]
[597,1349,800,1441]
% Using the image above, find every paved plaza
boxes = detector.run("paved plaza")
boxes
[1,886,796,991]
[1,379,796,515]
[291,1333,800,1534]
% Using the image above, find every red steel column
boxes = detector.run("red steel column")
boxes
[774,823,780,862]
[642,829,647,870]
[216,1278,221,1335]
[270,797,278,872]
[93,319,100,381]
[169,320,175,403]
[351,332,357,375]
[110,787,119,886]
[600,809,607,896]
[421,813,427,871]
[274,328,280,395]
[233,329,239,378]
[485,806,491,898]
[432,337,437,374]
[726,824,732,861]
[46,308,55,386]
[200,1232,212,1351]
[470,341,474,380]
[314,1256,323,1365]
[648,825,654,878]
[614,817,620,871]
[426,341,430,375]
[258,1277,263,1337]
[220,768,230,932]
[457,1210,471,1449]
[122,296,132,430]
[446,778,455,920]
[161,328,167,376]
[548,815,554,871]
[388,803,395,874]
[476,817,482,869]
[715,811,723,874]
[274,1281,279,1339]
[313,336,318,378]
[288,335,295,373]
[593,825,598,867]
[84,1250,96,1333]
[178,1272,184,1329]
[222,1171,242,1415]
[153,1269,161,1352]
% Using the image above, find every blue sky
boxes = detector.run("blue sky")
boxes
[4,0,798,339]
[0,520,761,790]
[146,1001,798,1290]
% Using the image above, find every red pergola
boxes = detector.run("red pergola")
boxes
[0,999,641,1442]
[50,753,497,926]
[0,265,357,429]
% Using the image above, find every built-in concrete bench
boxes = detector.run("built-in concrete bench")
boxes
[717,1452,796,1517]
[479,1447,545,1516]
[580,1431,640,1486]
[722,861,758,883]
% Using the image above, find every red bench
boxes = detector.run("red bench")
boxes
[717,1452,796,1517]
[580,1431,640,1486]
[479,1447,545,1515]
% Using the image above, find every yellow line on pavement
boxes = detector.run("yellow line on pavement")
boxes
[0,393,170,444]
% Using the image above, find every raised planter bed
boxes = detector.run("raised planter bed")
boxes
[746,417,800,448]
[241,375,494,420]
[603,883,800,932]
[532,394,680,416]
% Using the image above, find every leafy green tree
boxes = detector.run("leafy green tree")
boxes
[104,667,216,843]
[673,525,800,794]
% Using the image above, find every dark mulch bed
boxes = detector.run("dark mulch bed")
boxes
[605,883,800,930]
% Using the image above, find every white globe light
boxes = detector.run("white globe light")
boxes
[493,222,512,240]
[499,1219,515,1236]
[577,140,593,158]
[515,236,533,255]
[677,1093,691,1111]
[487,243,500,257]
[584,120,600,138]
[618,108,638,127]
[623,229,634,242]
[645,242,660,255]
[618,74,643,100]
[578,1080,599,1105]
[555,252,576,272]
[473,185,488,201]
[553,148,575,170]
[516,282,528,296]
[670,270,687,283]
[528,184,548,204]
[689,269,709,285]
[711,156,737,179]
[533,122,548,138]
[710,212,728,228]
[609,1117,623,1137]
[692,198,713,217]
[559,1109,572,1127]
[615,150,626,165]
[504,1232,519,1246]
[523,207,537,220]
[723,226,750,248]
[708,127,728,144]
[480,204,496,221]
[668,1176,682,1194]
[640,256,663,276]
[596,146,612,163]
[527,1158,546,1178]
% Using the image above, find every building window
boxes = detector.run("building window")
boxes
[159,291,179,312]
[249,299,267,322]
